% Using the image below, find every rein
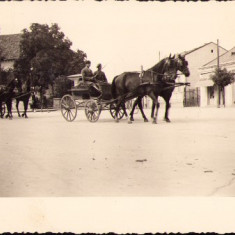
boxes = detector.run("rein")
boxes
[14,91,32,99]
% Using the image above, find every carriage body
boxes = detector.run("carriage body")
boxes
[60,74,124,122]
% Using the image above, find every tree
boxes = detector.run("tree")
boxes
[54,75,73,98]
[210,68,234,107]
[14,23,87,99]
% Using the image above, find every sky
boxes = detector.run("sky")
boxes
[0,1,235,81]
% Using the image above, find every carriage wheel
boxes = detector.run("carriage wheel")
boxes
[60,95,77,122]
[85,100,100,122]
[109,103,125,120]
[1,103,6,117]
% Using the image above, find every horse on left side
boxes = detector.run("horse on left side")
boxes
[0,78,21,119]
[15,78,33,118]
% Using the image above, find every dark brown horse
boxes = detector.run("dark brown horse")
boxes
[111,54,190,123]
[0,78,21,119]
[15,78,32,118]
[129,54,190,123]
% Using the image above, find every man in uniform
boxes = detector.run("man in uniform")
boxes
[93,63,108,83]
[81,60,94,82]
[81,60,101,96]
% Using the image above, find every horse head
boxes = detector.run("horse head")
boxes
[7,78,21,93]
[160,54,189,82]
[174,54,190,77]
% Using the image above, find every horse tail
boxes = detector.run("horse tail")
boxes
[111,75,118,99]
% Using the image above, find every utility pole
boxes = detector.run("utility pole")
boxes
[217,39,220,108]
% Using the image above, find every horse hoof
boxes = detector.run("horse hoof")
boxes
[130,117,134,122]
[164,118,171,123]
[152,119,157,124]
[128,120,132,124]
[144,118,149,122]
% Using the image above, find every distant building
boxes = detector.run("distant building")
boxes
[198,47,235,107]
[0,34,22,70]
[172,42,227,107]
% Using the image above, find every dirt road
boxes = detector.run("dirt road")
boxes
[1,106,235,196]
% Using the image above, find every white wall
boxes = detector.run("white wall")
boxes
[225,83,233,106]
[200,87,208,107]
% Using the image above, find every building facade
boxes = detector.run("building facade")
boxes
[198,47,235,107]
[173,42,227,107]
[0,34,21,70]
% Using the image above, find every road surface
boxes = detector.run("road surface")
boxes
[1,106,235,196]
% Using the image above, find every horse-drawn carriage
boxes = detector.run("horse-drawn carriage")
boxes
[61,54,191,123]
[60,74,126,122]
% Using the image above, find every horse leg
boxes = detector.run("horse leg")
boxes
[6,100,13,119]
[164,101,171,122]
[115,99,122,123]
[121,103,128,118]
[163,95,172,122]
[16,100,21,117]
[148,92,159,124]
[23,100,29,118]
[151,101,155,118]
[137,97,148,122]
[129,97,140,121]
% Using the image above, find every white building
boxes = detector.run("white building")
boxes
[177,42,227,107]
[198,47,235,107]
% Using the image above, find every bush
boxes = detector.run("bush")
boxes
[211,68,234,88]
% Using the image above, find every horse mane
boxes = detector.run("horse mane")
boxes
[147,57,169,74]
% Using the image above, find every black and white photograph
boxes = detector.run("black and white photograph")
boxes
[1,0,235,233]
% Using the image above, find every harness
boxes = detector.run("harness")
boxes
[14,91,32,100]
[139,68,181,85]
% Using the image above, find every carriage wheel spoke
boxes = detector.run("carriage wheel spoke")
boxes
[61,95,77,122]
[68,110,72,121]
[69,109,75,119]
[85,100,100,122]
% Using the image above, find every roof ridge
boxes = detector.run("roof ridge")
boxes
[182,41,227,56]
[202,46,235,67]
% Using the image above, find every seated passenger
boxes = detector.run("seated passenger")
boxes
[81,60,101,96]
[93,63,108,83]
[81,60,94,82]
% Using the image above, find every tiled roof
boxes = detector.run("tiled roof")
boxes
[0,34,22,61]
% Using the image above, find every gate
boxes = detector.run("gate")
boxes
[183,87,200,107]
